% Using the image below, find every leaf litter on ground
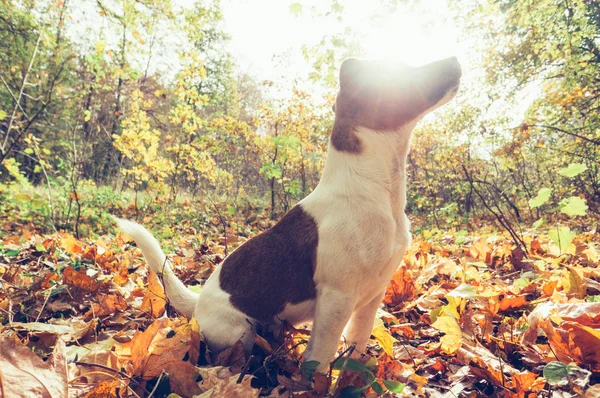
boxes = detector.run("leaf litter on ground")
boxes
[1,209,599,397]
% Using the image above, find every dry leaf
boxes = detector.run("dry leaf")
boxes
[384,265,416,306]
[0,336,68,398]
[371,318,397,357]
[163,361,203,397]
[84,293,127,320]
[62,265,101,292]
[116,318,193,378]
[432,315,462,354]
[140,269,167,318]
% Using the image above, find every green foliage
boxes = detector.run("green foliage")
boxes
[543,362,583,387]
[559,196,588,217]
[559,163,588,178]
[529,188,552,209]
[548,226,575,252]
[331,357,404,396]
[299,360,319,380]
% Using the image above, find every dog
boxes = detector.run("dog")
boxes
[116,56,461,372]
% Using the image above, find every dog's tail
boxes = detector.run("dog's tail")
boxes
[113,217,198,318]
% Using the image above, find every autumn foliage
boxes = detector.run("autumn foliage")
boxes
[1,0,600,396]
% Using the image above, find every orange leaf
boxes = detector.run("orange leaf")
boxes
[116,318,193,379]
[59,233,84,255]
[84,293,127,321]
[63,266,101,292]
[384,266,415,306]
[84,379,123,398]
[140,269,166,318]
[562,322,600,371]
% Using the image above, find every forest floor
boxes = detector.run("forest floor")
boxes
[1,192,600,397]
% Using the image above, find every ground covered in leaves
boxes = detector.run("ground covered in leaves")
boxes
[1,203,600,397]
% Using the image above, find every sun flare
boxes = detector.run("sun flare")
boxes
[359,7,460,67]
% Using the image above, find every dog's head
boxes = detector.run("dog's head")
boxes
[332,57,461,152]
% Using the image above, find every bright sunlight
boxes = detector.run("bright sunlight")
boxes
[1,0,599,396]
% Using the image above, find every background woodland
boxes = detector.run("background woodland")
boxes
[1,1,600,397]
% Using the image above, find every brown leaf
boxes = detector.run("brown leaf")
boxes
[253,334,273,354]
[116,318,193,379]
[384,265,416,306]
[63,265,101,292]
[202,374,258,397]
[214,340,246,373]
[0,336,68,398]
[11,318,93,341]
[554,302,600,327]
[84,293,127,321]
[562,322,600,371]
[140,269,166,318]
[585,384,600,398]
[163,361,203,397]
[522,302,574,363]
[456,340,536,391]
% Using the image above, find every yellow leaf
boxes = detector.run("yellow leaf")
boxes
[371,318,397,357]
[432,315,462,355]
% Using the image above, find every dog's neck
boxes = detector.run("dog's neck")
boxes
[317,124,415,214]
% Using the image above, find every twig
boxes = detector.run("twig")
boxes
[329,342,357,372]
[0,74,30,121]
[249,338,308,377]
[236,354,255,384]
[147,370,166,398]
[1,31,42,152]
[34,287,53,322]
[329,342,356,395]
[400,342,416,367]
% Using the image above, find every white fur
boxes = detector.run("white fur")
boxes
[115,217,199,318]
[116,83,458,371]
[115,217,254,352]
[299,125,414,367]
[115,124,414,370]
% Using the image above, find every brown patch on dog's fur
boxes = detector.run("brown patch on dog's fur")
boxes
[219,205,318,322]
[331,57,462,153]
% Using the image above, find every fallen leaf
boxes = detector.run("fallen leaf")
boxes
[63,265,101,292]
[214,340,246,373]
[0,336,68,398]
[140,269,166,318]
[432,315,462,354]
[371,318,397,357]
[163,361,203,396]
[562,322,600,371]
[84,293,127,320]
[116,317,193,379]
[384,265,416,306]
[59,233,84,255]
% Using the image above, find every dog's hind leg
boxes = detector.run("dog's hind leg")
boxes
[303,285,355,372]
[193,267,256,354]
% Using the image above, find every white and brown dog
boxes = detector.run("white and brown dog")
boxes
[116,57,461,372]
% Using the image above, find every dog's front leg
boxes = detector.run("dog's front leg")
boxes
[345,245,408,356]
[344,291,385,355]
[304,285,355,372]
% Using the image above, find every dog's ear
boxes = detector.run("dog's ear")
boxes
[339,58,362,90]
